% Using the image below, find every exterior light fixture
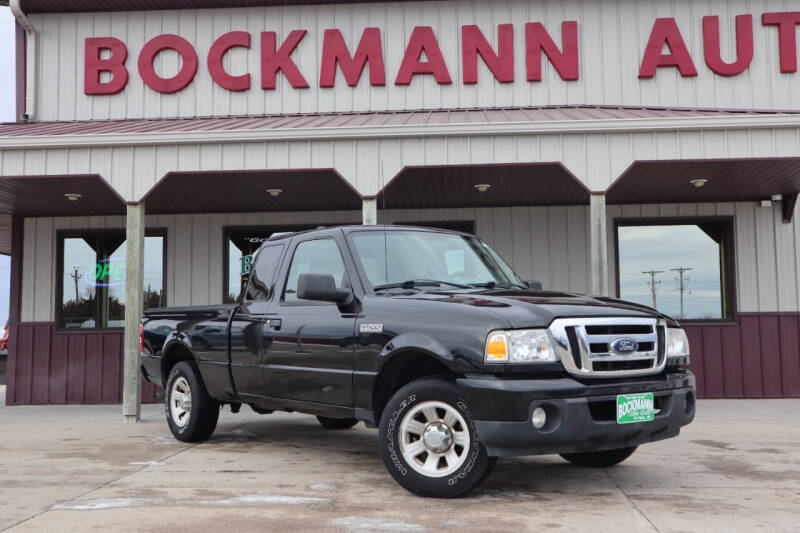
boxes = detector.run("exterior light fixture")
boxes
[64,193,82,201]
[474,184,491,193]
[266,188,283,197]
[771,194,782,202]
[689,179,708,188]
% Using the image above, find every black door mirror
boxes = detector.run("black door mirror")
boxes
[525,280,543,290]
[297,273,352,304]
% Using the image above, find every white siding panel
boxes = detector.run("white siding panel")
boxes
[30,0,800,121]
[17,202,800,322]
[754,202,778,312]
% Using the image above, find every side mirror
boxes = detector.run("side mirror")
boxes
[297,273,352,304]
[525,280,543,290]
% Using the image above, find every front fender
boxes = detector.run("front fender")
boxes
[377,332,455,368]
[375,331,487,373]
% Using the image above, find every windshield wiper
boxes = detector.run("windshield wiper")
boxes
[470,281,526,289]
[373,279,471,291]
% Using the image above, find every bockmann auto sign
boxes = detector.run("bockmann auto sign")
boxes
[83,12,800,96]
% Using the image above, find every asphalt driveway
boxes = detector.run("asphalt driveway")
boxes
[0,397,798,532]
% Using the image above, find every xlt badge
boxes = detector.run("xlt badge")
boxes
[360,323,384,334]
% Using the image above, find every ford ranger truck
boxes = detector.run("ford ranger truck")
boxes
[141,226,695,498]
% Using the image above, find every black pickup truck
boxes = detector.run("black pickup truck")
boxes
[141,225,695,498]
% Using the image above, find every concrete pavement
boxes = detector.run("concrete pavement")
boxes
[0,398,798,532]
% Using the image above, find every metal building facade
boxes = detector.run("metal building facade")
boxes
[1,0,799,404]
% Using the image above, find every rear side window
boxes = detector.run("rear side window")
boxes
[244,244,284,301]
[283,239,346,303]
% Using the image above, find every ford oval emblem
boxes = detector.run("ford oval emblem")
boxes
[611,338,638,355]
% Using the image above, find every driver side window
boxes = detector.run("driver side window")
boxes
[283,238,347,303]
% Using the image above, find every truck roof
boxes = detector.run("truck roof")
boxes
[265,224,475,243]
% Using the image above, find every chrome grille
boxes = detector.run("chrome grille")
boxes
[549,317,667,377]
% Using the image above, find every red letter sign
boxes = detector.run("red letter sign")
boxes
[703,15,753,76]
[462,24,514,84]
[525,21,579,82]
[639,18,698,78]
[84,37,128,95]
[320,28,385,87]
[138,34,198,93]
[395,26,452,85]
[763,12,800,73]
[208,31,251,91]
[261,30,310,89]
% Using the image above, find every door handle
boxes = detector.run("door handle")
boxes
[266,319,282,331]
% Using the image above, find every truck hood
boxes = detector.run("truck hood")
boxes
[392,289,677,328]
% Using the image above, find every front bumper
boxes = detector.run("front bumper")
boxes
[457,370,696,457]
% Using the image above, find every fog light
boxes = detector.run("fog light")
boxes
[531,407,547,429]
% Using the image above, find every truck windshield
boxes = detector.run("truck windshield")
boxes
[350,230,525,291]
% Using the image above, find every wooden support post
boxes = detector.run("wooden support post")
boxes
[362,198,377,225]
[123,202,145,423]
[590,193,609,296]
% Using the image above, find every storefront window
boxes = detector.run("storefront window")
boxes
[616,220,733,321]
[59,231,165,329]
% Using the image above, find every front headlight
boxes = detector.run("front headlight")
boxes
[485,329,558,364]
[666,327,690,358]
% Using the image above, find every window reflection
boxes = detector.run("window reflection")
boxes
[60,232,165,329]
[225,226,315,303]
[617,223,730,320]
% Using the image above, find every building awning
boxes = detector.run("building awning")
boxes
[143,169,362,214]
[376,163,589,208]
[607,159,800,203]
[2,106,798,149]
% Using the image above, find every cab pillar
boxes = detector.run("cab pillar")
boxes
[362,198,377,225]
[123,202,145,423]
[590,193,609,296]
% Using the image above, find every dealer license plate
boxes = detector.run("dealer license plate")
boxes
[616,392,654,424]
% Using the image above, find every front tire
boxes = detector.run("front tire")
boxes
[560,446,637,468]
[378,378,493,498]
[316,416,358,430]
[165,361,220,442]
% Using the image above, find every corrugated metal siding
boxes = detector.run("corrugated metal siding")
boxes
[21,205,593,321]
[684,314,800,399]
[5,127,800,202]
[22,201,799,321]
[31,0,800,122]
[606,201,800,313]
[0,214,11,254]
[6,323,160,405]
[2,1,425,12]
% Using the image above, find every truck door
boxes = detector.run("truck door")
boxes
[262,236,357,407]
[228,243,285,400]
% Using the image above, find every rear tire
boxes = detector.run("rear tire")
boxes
[560,446,637,468]
[316,416,358,430]
[165,361,220,443]
[378,378,493,498]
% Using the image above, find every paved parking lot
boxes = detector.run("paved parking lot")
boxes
[0,395,798,532]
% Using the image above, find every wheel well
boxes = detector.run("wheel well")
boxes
[161,344,195,387]
[372,352,456,422]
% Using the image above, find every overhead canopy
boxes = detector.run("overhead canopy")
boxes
[0,175,126,216]
[607,159,800,204]
[376,163,589,209]
[143,169,362,214]
[0,174,126,254]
